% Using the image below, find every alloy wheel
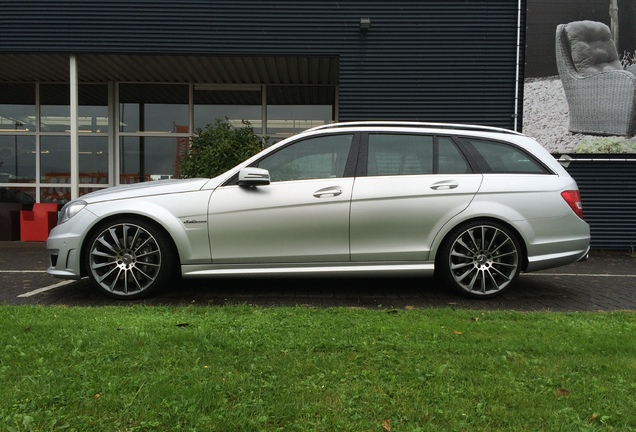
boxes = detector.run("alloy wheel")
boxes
[88,222,163,297]
[447,224,519,297]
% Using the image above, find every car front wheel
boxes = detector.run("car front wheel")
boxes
[437,220,522,299]
[85,218,176,299]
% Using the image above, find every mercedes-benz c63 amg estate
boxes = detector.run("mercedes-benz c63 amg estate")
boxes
[47,122,590,300]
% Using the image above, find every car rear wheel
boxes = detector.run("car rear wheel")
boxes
[85,219,176,299]
[438,220,522,298]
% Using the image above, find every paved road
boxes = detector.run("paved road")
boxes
[1,241,635,311]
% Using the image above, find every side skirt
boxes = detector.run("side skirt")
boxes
[181,262,435,279]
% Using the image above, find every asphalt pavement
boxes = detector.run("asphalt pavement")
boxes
[1,241,635,311]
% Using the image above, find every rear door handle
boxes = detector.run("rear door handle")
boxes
[430,180,459,190]
[313,186,343,198]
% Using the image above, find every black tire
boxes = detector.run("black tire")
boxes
[437,220,522,299]
[84,218,177,300]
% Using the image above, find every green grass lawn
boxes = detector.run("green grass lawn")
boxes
[1,305,635,431]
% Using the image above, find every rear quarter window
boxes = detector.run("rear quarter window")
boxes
[462,138,550,174]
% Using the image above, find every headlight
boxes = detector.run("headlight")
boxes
[58,200,87,224]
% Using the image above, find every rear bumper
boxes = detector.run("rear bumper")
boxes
[526,244,590,272]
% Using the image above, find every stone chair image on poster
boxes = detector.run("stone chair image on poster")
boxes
[556,20,636,136]
[20,203,59,242]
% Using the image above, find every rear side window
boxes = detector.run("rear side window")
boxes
[368,133,433,175]
[438,137,471,174]
[462,138,549,174]
[366,133,470,176]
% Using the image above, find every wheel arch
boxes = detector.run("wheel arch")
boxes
[432,216,529,272]
[79,213,181,277]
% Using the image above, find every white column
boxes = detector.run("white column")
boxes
[261,84,267,135]
[69,55,79,200]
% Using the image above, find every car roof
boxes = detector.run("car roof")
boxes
[305,121,524,136]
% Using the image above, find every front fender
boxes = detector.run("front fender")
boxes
[87,190,212,265]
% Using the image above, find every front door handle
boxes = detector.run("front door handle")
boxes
[313,186,343,198]
[430,180,459,190]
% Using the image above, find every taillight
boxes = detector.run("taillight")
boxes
[561,190,584,219]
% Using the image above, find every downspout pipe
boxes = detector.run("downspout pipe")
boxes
[513,0,523,132]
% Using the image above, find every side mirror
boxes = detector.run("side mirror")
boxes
[237,168,270,187]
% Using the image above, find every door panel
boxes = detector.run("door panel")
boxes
[350,175,482,261]
[208,179,354,263]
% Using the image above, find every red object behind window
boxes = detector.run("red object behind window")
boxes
[20,203,59,242]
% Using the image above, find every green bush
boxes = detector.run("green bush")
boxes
[179,119,266,179]
[575,137,636,154]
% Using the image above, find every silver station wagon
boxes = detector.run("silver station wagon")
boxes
[47,122,590,300]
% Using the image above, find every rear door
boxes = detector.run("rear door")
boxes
[350,133,482,261]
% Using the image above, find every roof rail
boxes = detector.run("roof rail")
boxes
[306,121,524,136]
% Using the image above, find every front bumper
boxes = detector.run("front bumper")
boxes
[46,208,97,279]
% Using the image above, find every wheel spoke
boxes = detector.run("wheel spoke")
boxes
[455,267,476,283]
[489,265,511,281]
[96,235,118,254]
[132,232,151,255]
[107,227,123,250]
[91,260,117,270]
[97,265,119,283]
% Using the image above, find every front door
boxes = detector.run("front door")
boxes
[208,133,356,263]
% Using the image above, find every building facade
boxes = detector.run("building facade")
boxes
[0,0,526,205]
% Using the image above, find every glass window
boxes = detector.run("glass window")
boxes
[0,135,36,183]
[80,136,109,184]
[438,137,471,174]
[267,86,335,138]
[465,138,549,174]
[0,187,35,206]
[194,89,261,132]
[79,85,109,133]
[120,136,183,183]
[40,84,109,133]
[41,136,70,182]
[0,83,36,132]
[256,134,352,182]
[40,84,70,132]
[119,84,188,133]
[367,133,434,176]
[40,136,74,202]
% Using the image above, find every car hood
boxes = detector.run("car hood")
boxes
[80,178,213,204]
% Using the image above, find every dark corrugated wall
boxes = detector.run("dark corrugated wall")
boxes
[562,156,636,250]
[0,0,526,129]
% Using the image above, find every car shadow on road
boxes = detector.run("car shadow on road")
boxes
[29,273,616,312]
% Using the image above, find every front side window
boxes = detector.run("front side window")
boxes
[256,134,353,182]
[463,138,549,174]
